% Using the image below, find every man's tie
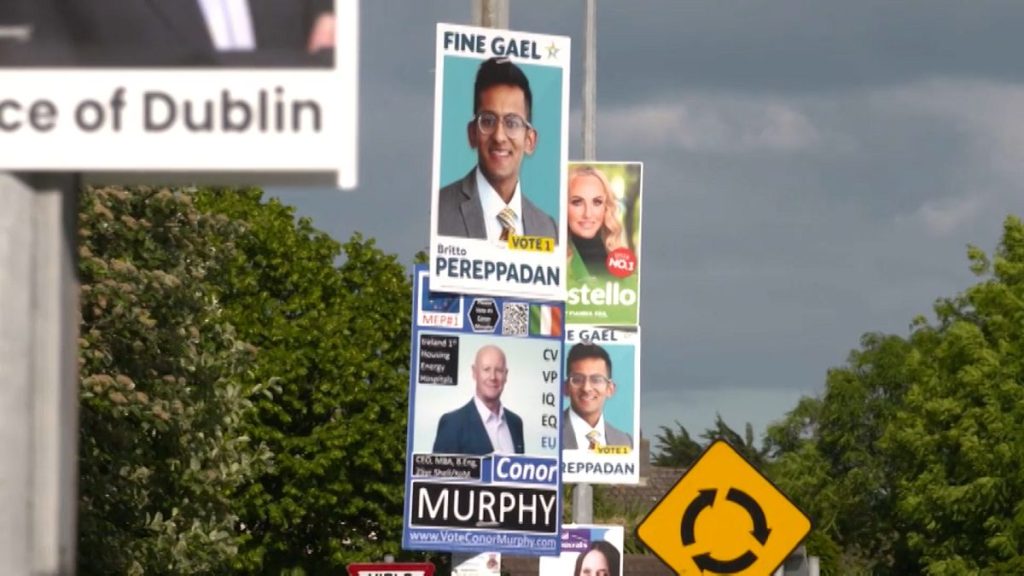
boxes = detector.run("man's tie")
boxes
[587,430,602,450]
[497,207,517,241]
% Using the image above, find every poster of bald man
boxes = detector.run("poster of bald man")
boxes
[404,265,565,556]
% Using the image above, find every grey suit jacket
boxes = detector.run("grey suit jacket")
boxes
[561,408,633,450]
[437,169,558,241]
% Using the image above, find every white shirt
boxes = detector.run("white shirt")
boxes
[475,168,524,245]
[474,396,515,454]
[197,0,256,51]
[568,408,606,449]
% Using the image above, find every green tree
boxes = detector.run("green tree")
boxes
[651,420,703,467]
[78,186,270,575]
[767,216,1024,574]
[652,415,765,469]
[699,413,767,468]
[882,217,1024,574]
[766,333,921,574]
[195,189,413,574]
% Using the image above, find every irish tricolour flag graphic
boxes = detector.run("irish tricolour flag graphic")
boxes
[529,304,563,337]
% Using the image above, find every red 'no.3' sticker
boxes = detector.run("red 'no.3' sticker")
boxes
[606,247,637,278]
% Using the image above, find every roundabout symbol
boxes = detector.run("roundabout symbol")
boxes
[635,440,812,575]
[680,487,770,573]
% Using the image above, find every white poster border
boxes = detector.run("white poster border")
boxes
[561,326,641,485]
[428,23,570,301]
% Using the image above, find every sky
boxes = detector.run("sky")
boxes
[271,1,1024,448]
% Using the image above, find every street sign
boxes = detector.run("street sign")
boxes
[347,562,435,576]
[636,440,812,575]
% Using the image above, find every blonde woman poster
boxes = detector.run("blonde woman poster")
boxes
[565,162,642,326]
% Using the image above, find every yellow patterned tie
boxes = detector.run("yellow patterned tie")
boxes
[497,207,517,241]
[587,430,602,450]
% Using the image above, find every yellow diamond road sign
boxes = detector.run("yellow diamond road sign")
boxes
[637,440,812,575]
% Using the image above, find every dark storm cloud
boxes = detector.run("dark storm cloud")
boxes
[584,1,1024,101]
[272,1,1024,439]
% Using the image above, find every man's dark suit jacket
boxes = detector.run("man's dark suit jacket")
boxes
[437,169,558,242]
[55,0,333,66]
[0,0,74,65]
[432,399,525,455]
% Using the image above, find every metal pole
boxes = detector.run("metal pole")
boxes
[471,0,509,28]
[582,0,597,161]
[571,0,598,526]
[471,0,602,538]
[461,3,511,573]
[0,173,79,576]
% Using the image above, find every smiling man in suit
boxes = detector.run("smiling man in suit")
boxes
[562,343,633,450]
[437,57,557,244]
[433,344,525,455]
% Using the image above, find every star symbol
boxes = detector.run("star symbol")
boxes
[546,42,560,59]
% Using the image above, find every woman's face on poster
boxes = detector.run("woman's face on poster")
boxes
[568,174,607,239]
[577,549,610,576]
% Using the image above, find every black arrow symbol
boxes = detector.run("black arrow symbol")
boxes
[726,487,771,545]
[680,489,716,546]
[693,550,758,573]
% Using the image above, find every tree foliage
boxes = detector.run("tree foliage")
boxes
[78,186,415,575]
[78,186,270,575]
[196,189,412,574]
[767,215,1024,574]
[651,420,702,467]
[700,414,767,468]
[651,414,765,468]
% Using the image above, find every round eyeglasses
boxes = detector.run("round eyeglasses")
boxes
[475,112,533,137]
[567,373,612,388]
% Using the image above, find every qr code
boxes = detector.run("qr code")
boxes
[501,302,529,336]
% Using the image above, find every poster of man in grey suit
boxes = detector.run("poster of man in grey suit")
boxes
[435,57,557,242]
[562,343,633,450]
[562,329,641,485]
[428,23,570,300]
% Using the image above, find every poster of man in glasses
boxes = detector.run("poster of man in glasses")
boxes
[429,23,570,301]
[561,326,641,485]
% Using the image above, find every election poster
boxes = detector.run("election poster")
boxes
[566,162,643,326]
[561,326,641,485]
[0,1,358,189]
[403,266,565,556]
[538,525,624,576]
[451,552,501,576]
[428,23,570,300]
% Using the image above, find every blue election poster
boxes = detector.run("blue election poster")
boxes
[403,265,565,556]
